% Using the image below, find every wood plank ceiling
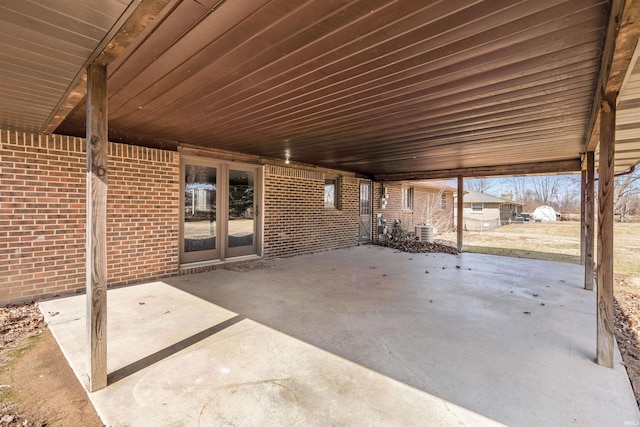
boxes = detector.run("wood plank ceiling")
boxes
[613,50,640,172]
[2,0,639,178]
[0,0,136,133]
[55,0,611,177]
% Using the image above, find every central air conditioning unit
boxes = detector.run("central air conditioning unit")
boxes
[415,225,434,243]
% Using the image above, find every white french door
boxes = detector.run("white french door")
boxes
[180,157,261,264]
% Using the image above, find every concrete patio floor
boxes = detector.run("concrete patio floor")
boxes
[40,245,638,426]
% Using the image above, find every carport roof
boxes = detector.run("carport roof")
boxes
[1,0,640,178]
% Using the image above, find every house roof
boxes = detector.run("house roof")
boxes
[462,190,523,205]
[385,180,459,194]
[412,181,459,194]
[1,1,639,178]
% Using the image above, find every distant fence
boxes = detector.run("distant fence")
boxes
[463,217,501,231]
[463,212,640,227]
[503,213,640,222]
[558,213,580,221]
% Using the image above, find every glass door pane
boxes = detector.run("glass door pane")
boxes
[359,181,372,242]
[183,164,219,262]
[227,169,255,256]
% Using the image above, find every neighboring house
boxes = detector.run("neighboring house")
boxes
[378,181,457,235]
[456,191,523,231]
[498,193,525,224]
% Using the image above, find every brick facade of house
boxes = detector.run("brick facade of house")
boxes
[1,130,180,305]
[1,130,364,305]
[105,144,180,285]
[263,166,359,258]
[372,182,454,239]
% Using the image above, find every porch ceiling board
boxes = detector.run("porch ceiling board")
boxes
[616,43,640,172]
[0,0,136,133]
[1,1,638,177]
[50,0,611,176]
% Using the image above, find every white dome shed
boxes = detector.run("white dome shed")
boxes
[532,205,557,221]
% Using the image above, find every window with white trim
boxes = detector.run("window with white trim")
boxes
[471,203,483,213]
[402,186,414,210]
[325,177,340,209]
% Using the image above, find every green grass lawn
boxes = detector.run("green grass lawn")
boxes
[440,222,640,279]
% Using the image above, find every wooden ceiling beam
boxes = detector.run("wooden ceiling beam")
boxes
[346,150,583,175]
[40,0,175,135]
[584,0,640,153]
[374,159,582,181]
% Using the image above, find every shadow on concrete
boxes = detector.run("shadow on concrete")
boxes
[107,314,245,384]
[39,246,639,426]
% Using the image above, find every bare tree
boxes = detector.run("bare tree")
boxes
[506,174,581,213]
[553,175,581,214]
[613,168,640,222]
[531,176,559,206]
[418,189,452,233]
[508,176,537,212]
[508,176,528,203]
[464,178,494,194]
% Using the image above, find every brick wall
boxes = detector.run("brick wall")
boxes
[106,143,179,286]
[1,130,364,305]
[373,183,454,239]
[263,165,359,258]
[0,130,179,305]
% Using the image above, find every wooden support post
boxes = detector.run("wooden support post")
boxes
[457,176,463,252]
[86,63,108,391]
[597,100,615,368]
[580,169,586,265]
[585,151,595,291]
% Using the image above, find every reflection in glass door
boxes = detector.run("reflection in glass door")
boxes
[227,169,256,257]
[182,164,219,263]
[181,159,261,265]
